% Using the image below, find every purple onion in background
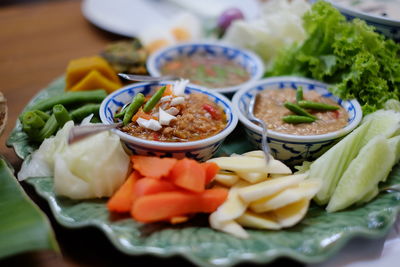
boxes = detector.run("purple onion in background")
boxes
[217,7,245,33]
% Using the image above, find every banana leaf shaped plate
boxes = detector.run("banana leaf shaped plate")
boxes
[7,77,400,266]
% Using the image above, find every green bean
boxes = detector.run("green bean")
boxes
[22,111,46,129]
[53,104,72,128]
[284,102,317,119]
[33,110,50,121]
[296,87,303,103]
[114,108,126,119]
[143,86,167,113]
[123,93,145,126]
[282,115,315,124]
[26,114,59,142]
[35,114,59,142]
[298,100,339,111]
[70,103,101,122]
[20,90,107,121]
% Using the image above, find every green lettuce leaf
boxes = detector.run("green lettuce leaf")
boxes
[267,1,400,114]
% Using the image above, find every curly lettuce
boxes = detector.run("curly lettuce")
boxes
[267,1,400,114]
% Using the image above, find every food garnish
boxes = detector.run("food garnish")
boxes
[297,100,340,111]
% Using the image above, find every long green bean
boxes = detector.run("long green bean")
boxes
[33,110,50,121]
[70,103,101,122]
[143,86,167,113]
[298,100,340,111]
[20,90,107,121]
[114,108,127,119]
[22,111,46,129]
[35,114,59,142]
[296,87,303,103]
[282,115,315,124]
[284,102,316,120]
[53,104,71,127]
[123,93,145,125]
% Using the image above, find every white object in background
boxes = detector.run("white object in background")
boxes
[82,0,260,37]
[168,0,260,19]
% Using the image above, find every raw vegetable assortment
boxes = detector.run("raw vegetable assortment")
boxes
[108,156,227,223]
[305,108,400,211]
[20,90,107,143]
[208,151,320,238]
[267,1,400,114]
[12,0,400,251]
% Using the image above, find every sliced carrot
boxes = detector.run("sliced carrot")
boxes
[169,216,189,225]
[199,187,229,212]
[202,162,220,185]
[162,84,174,97]
[131,156,177,179]
[133,177,177,202]
[107,171,141,213]
[131,108,153,122]
[131,188,228,223]
[168,158,206,193]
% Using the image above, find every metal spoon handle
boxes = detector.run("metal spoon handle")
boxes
[118,73,180,82]
[68,123,121,145]
[248,94,271,164]
[381,184,400,193]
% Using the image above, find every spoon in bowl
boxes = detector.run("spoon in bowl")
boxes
[248,93,271,164]
[118,73,180,82]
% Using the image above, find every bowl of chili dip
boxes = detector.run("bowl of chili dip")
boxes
[232,76,362,165]
[100,80,238,161]
[146,42,264,94]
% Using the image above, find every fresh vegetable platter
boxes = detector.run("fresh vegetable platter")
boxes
[7,77,400,266]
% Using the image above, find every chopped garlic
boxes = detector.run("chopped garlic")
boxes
[173,79,189,96]
[159,108,177,126]
[166,107,180,116]
[137,118,162,131]
[171,96,185,106]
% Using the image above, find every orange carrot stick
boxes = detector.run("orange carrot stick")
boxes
[131,156,177,179]
[107,171,141,213]
[131,188,228,223]
[168,158,206,193]
[202,162,220,185]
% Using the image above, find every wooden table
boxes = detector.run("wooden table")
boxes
[0,1,300,266]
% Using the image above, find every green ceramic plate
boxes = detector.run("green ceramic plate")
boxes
[7,77,400,266]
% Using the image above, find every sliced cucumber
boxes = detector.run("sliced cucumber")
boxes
[309,110,400,205]
[326,135,395,212]
[388,135,400,165]
[309,120,371,205]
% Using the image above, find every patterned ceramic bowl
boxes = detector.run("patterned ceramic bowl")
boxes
[99,82,238,161]
[232,77,362,165]
[321,0,400,42]
[146,42,264,94]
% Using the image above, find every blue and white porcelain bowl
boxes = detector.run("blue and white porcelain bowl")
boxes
[146,42,264,94]
[232,77,362,165]
[322,0,400,42]
[99,82,238,161]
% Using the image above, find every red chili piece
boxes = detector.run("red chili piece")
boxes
[203,104,221,120]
